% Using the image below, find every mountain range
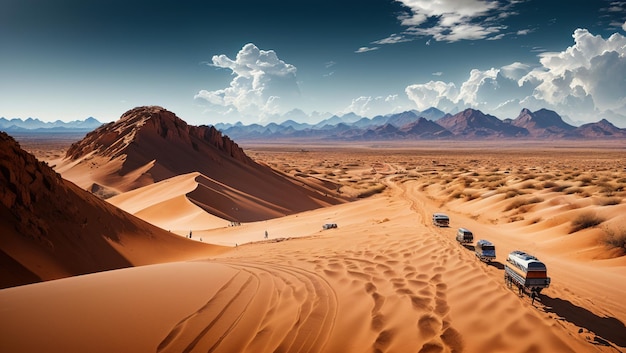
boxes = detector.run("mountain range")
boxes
[4,107,625,140]
[216,108,626,141]
[0,116,103,131]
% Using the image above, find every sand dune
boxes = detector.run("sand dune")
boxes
[2,142,625,352]
[55,106,348,222]
[0,132,226,289]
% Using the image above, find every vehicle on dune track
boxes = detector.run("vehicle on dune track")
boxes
[504,250,550,295]
[455,227,473,244]
[432,213,449,227]
[475,239,496,262]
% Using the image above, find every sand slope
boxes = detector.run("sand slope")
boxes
[0,132,224,289]
[54,106,348,222]
[2,143,625,352]
[3,174,623,352]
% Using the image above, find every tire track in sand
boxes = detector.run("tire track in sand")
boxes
[157,260,337,353]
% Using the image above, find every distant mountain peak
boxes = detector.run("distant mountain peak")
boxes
[512,108,574,137]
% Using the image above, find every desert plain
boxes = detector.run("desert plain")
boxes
[2,138,626,353]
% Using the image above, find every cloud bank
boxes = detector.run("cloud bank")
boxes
[195,43,300,122]
[405,29,626,126]
[383,0,514,43]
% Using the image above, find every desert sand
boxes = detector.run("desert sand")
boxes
[2,140,625,353]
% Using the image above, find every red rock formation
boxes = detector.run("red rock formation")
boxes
[59,106,346,222]
[67,106,252,165]
[0,131,217,289]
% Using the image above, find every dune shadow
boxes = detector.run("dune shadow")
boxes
[539,294,626,348]
[462,244,475,251]
[485,260,504,270]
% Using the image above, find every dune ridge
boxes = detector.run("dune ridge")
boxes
[0,132,224,289]
[55,106,348,222]
[2,140,625,352]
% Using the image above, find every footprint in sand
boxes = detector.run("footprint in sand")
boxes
[373,329,395,352]
[417,314,442,340]
[440,326,464,352]
[328,262,343,270]
[347,270,372,281]
[433,266,446,273]
[410,294,432,310]
[391,277,406,288]
[418,341,444,353]
[323,269,340,277]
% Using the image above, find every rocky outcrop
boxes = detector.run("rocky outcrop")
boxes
[67,106,252,165]
[0,131,216,289]
[437,109,529,138]
[511,108,575,137]
[58,106,347,221]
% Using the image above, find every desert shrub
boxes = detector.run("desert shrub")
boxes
[577,175,594,186]
[597,197,622,206]
[459,177,473,188]
[357,184,386,198]
[551,184,570,192]
[465,192,479,201]
[604,228,626,250]
[598,183,620,196]
[538,174,556,181]
[542,181,559,189]
[569,212,605,233]
[520,181,537,189]
[565,187,584,195]
[503,188,526,199]
[504,196,543,211]
[449,190,464,199]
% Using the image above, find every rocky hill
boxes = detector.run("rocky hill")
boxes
[58,106,346,221]
[510,108,576,138]
[0,132,215,289]
[436,109,529,138]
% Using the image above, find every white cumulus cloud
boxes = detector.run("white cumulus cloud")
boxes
[405,81,459,111]
[394,0,512,42]
[344,95,409,116]
[403,29,626,126]
[521,29,626,122]
[195,43,300,122]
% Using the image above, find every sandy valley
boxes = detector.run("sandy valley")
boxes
[2,133,625,353]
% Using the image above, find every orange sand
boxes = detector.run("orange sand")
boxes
[2,144,625,353]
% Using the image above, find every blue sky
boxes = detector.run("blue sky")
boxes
[2,0,626,126]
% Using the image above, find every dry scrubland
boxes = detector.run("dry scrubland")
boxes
[248,141,626,255]
[6,138,626,353]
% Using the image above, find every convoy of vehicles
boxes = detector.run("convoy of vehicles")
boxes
[431,213,550,297]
